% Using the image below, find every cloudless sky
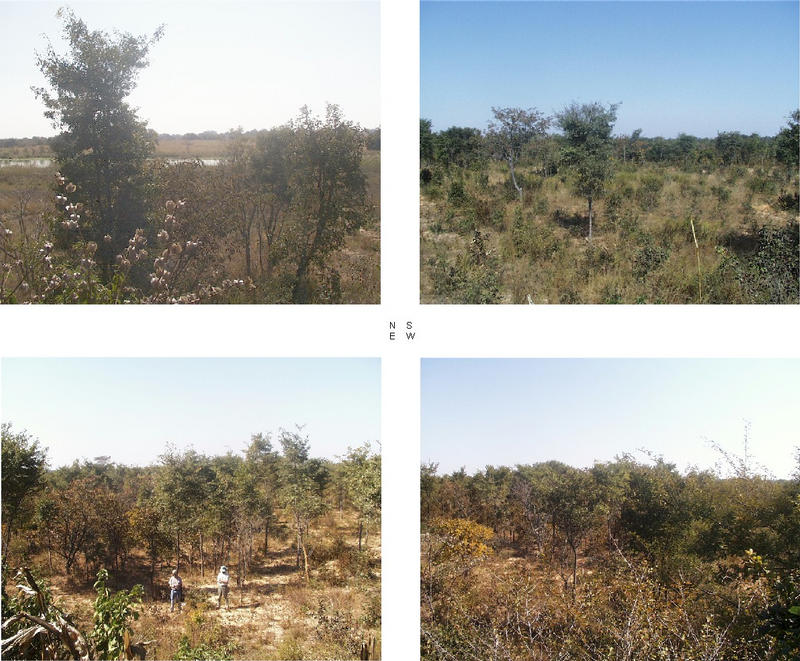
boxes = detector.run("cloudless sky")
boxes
[422,359,800,479]
[0,1,379,138]
[421,1,799,137]
[1,358,380,467]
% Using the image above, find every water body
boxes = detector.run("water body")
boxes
[0,157,220,168]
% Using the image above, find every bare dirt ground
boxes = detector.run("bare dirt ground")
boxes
[41,516,380,660]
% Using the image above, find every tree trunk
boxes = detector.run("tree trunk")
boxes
[244,231,252,278]
[295,518,302,568]
[257,227,264,277]
[588,197,593,241]
[292,254,311,304]
[571,542,578,597]
[200,532,204,578]
[301,531,310,584]
[508,157,523,203]
[358,520,363,553]
[2,519,13,564]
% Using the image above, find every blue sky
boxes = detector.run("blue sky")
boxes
[421,1,799,137]
[0,1,379,138]
[1,358,380,467]
[421,359,800,479]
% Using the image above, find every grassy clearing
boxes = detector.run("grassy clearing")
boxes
[421,162,798,304]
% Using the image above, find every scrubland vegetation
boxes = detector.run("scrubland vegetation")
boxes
[420,107,799,304]
[0,10,379,304]
[421,447,800,659]
[2,424,381,659]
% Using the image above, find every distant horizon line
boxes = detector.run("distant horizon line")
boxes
[0,125,383,143]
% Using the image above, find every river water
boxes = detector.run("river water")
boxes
[0,157,220,168]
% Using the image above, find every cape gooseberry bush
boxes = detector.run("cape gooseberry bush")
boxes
[0,173,246,303]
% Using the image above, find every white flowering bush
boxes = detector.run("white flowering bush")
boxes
[0,173,247,303]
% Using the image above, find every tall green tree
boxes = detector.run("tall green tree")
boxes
[251,128,293,279]
[435,126,485,170]
[278,429,328,580]
[1,424,47,562]
[245,432,281,553]
[287,104,367,303]
[341,442,381,551]
[487,106,550,202]
[715,131,749,166]
[40,478,97,574]
[775,110,800,175]
[33,8,163,278]
[129,497,171,597]
[555,102,619,240]
[420,118,435,164]
[156,448,209,571]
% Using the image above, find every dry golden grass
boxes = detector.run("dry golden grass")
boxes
[421,161,798,304]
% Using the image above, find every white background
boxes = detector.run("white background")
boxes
[2,1,800,659]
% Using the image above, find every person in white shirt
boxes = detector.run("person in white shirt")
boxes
[168,569,183,612]
[216,565,230,609]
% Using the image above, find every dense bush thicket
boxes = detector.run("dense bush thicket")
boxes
[2,424,380,659]
[420,110,799,304]
[2,425,380,587]
[421,454,800,659]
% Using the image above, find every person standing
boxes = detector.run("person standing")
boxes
[169,569,183,612]
[216,565,230,609]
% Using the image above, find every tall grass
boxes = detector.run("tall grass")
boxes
[421,162,798,303]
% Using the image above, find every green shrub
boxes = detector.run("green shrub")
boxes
[430,234,501,304]
[582,243,614,276]
[175,635,237,661]
[776,190,799,211]
[532,195,550,216]
[636,172,665,211]
[454,210,477,235]
[713,220,799,303]
[510,207,560,261]
[746,174,777,196]
[725,165,747,183]
[633,238,670,280]
[489,205,506,231]
[448,179,468,207]
[604,190,624,225]
[91,569,144,661]
[711,184,731,205]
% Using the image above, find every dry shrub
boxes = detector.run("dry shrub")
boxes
[422,552,774,661]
